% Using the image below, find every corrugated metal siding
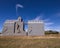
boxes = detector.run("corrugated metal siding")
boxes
[28,22,44,36]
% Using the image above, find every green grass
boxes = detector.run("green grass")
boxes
[0,36,60,48]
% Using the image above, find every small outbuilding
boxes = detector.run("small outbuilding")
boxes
[28,20,44,36]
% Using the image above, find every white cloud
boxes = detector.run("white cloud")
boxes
[16,4,23,9]
[54,26,60,32]
[29,14,60,32]
[16,4,24,16]
[56,13,60,17]
[45,26,53,31]
[43,18,50,22]
[32,14,44,21]
[34,16,43,20]
[16,4,24,12]
[45,24,60,32]
[30,14,55,31]
[43,18,54,26]
[45,22,54,26]
[31,15,54,26]
[34,16,41,20]
[52,12,60,17]
[44,22,54,31]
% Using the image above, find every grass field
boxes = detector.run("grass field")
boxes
[0,36,60,48]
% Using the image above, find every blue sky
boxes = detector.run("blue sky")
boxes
[0,0,60,32]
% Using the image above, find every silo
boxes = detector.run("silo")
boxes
[28,20,44,36]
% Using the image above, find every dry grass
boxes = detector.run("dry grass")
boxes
[0,35,60,48]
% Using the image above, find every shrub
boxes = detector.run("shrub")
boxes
[45,30,59,35]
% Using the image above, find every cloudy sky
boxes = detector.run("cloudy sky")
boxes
[0,0,60,32]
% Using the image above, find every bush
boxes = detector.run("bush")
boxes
[45,30,59,35]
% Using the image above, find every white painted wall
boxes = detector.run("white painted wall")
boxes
[28,21,44,36]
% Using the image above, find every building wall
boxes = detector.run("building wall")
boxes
[14,17,26,35]
[28,22,44,36]
[2,17,44,36]
[2,23,15,35]
[14,21,26,36]
[2,17,26,36]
